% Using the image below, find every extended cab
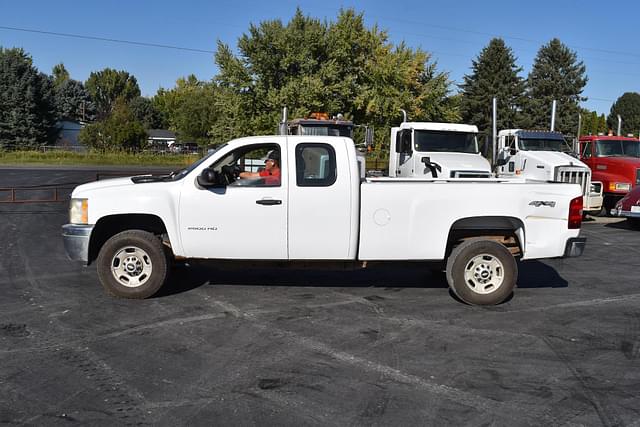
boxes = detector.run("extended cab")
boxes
[63,136,586,305]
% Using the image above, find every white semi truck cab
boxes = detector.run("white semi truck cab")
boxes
[63,135,586,306]
[389,122,492,179]
[496,129,604,214]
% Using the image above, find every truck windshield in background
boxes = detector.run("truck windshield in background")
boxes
[414,131,478,153]
[595,140,640,157]
[520,138,570,152]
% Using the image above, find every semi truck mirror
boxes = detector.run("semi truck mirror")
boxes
[365,127,374,148]
[496,157,508,167]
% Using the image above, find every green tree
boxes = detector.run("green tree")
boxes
[579,109,608,136]
[524,39,587,134]
[52,63,70,88]
[0,47,57,149]
[459,38,526,138]
[129,96,165,129]
[78,98,146,150]
[154,75,222,144]
[213,8,456,151]
[607,92,640,137]
[85,68,141,119]
[54,79,95,122]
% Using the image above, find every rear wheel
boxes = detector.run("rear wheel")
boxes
[97,230,169,299]
[446,239,517,305]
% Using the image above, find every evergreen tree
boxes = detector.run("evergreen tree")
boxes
[579,109,608,136]
[607,92,640,137]
[524,39,587,134]
[52,63,70,88]
[54,79,95,122]
[0,47,57,149]
[459,38,526,136]
[85,68,141,119]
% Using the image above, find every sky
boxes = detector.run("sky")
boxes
[1,0,639,116]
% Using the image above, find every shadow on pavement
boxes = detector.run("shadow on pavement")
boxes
[605,219,640,231]
[157,262,449,298]
[516,260,568,288]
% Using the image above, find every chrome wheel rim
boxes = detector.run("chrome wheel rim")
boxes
[463,253,504,295]
[110,246,153,288]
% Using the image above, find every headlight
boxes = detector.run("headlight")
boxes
[608,182,631,192]
[69,198,88,224]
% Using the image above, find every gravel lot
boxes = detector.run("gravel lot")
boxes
[1,167,639,426]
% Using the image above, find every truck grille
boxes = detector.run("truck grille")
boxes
[450,170,492,178]
[555,166,590,197]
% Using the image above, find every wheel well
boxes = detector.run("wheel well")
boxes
[446,216,524,258]
[88,214,168,265]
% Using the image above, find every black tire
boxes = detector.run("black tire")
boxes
[96,230,169,299]
[445,239,517,305]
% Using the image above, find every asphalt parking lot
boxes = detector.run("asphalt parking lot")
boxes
[1,167,640,426]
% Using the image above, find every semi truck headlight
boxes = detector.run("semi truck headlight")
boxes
[69,198,88,224]
[608,182,631,192]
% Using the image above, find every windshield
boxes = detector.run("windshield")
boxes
[519,138,570,152]
[298,124,353,137]
[414,130,478,153]
[168,143,228,180]
[595,140,640,157]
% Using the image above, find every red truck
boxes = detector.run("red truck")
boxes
[579,135,640,214]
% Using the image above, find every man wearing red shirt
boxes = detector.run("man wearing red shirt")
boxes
[239,150,281,185]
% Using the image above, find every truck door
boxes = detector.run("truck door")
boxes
[396,129,414,177]
[287,139,355,259]
[498,134,518,176]
[178,142,288,259]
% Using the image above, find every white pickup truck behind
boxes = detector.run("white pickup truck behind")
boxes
[63,135,586,305]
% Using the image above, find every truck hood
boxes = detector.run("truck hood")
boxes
[72,177,137,197]
[427,153,491,173]
[522,151,587,169]
[595,156,640,168]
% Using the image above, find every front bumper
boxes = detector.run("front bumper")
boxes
[62,224,93,263]
[563,237,587,258]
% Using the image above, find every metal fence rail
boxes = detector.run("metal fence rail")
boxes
[0,187,74,203]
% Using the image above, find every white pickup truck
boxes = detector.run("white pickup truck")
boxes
[63,135,586,305]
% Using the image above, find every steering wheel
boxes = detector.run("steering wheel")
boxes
[221,164,241,183]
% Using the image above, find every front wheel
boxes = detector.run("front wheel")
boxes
[446,239,517,305]
[97,230,169,299]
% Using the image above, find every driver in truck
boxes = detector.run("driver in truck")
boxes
[239,150,281,185]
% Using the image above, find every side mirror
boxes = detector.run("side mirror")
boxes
[510,148,517,156]
[496,149,509,167]
[197,168,224,188]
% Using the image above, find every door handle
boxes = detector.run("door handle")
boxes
[256,199,282,205]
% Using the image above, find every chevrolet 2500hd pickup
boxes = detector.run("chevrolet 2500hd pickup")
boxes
[63,135,586,305]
